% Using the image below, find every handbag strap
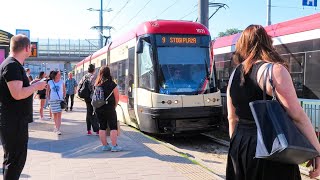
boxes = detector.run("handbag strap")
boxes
[105,88,114,101]
[262,63,276,100]
[52,80,62,100]
[227,64,240,89]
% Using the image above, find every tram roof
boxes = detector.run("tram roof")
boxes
[76,20,210,68]
[213,13,320,49]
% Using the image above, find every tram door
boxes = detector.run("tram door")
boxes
[127,47,137,122]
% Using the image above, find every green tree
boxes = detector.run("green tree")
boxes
[218,28,242,37]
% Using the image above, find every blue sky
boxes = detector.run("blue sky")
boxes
[0,0,319,41]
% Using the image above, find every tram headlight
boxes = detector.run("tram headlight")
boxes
[167,100,172,104]
[174,100,179,104]
[207,98,211,103]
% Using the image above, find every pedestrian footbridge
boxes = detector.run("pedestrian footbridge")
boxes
[25,38,100,78]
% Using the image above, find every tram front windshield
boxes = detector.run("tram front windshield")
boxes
[157,47,211,95]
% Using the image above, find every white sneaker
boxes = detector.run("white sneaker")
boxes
[56,131,62,135]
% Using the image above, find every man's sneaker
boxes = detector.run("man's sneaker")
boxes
[111,145,122,152]
[56,130,62,135]
[87,130,92,136]
[65,108,68,112]
[101,144,111,151]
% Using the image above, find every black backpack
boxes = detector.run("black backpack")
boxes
[78,75,91,99]
[91,86,114,109]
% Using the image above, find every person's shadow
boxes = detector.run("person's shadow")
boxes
[0,168,31,178]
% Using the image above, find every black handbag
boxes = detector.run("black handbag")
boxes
[60,101,67,109]
[52,81,67,109]
[249,63,319,164]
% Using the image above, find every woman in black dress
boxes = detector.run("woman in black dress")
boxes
[226,25,320,180]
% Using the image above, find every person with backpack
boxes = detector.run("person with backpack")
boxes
[78,64,99,135]
[93,66,121,152]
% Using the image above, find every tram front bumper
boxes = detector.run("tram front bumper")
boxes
[137,106,222,134]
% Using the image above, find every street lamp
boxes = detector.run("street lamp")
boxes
[87,2,113,48]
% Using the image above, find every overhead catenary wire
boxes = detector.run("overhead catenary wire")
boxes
[104,0,112,10]
[153,0,179,20]
[108,0,131,25]
[179,8,197,20]
[117,0,153,31]
[103,0,113,22]
[271,5,318,9]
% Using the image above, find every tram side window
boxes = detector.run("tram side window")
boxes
[117,61,127,95]
[305,51,320,99]
[125,48,135,97]
[214,53,233,93]
[101,59,106,67]
[109,63,118,83]
[138,42,155,91]
[282,54,304,98]
[108,60,127,95]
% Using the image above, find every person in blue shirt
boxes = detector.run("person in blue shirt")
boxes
[64,72,77,111]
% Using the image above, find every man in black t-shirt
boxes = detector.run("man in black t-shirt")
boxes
[0,35,47,180]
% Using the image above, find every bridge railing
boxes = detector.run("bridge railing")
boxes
[31,38,100,57]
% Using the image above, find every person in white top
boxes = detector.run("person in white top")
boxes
[47,70,66,135]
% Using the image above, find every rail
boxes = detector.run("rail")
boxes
[221,94,320,130]
[299,99,320,132]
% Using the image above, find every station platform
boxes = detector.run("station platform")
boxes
[0,98,221,180]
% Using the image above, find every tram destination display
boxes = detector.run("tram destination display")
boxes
[156,35,209,47]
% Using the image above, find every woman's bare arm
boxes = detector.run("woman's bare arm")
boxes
[258,63,320,178]
[227,84,239,138]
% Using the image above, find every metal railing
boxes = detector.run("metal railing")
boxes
[221,94,320,129]
[299,99,320,131]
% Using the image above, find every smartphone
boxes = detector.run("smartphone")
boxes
[39,78,47,82]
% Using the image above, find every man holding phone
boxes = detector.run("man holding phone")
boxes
[0,34,47,180]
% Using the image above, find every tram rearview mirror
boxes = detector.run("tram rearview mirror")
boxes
[136,36,151,54]
[136,38,143,54]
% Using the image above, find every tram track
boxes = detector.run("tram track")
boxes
[201,133,230,147]
[151,132,229,179]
